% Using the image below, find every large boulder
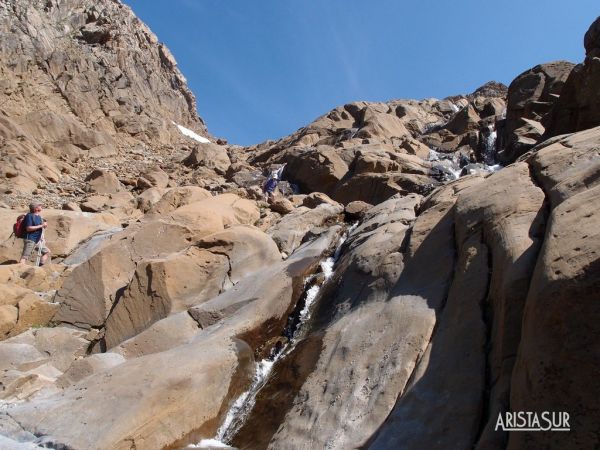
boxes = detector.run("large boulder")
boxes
[543,18,600,137]
[146,185,212,216]
[356,104,411,140]
[53,194,259,330]
[136,166,169,190]
[267,203,343,255]
[0,327,90,401]
[508,126,600,450]
[0,284,59,340]
[332,171,439,205]
[239,194,424,449]
[443,104,481,135]
[85,169,124,194]
[182,142,231,175]
[584,15,600,57]
[103,225,281,349]
[500,61,574,163]
[1,333,254,450]
[280,146,349,196]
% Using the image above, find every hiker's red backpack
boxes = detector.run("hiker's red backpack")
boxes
[13,214,27,239]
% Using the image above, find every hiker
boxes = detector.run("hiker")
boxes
[262,164,286,201]
[19,202,51,266]
[262,170,279,201]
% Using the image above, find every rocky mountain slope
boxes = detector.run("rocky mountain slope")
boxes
[0,1,598,449]
[0,0,210,209]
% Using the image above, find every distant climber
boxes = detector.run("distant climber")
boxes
[262,165,286,201]
[19,202,50,266]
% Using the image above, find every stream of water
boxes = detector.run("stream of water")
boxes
[188,230,351,449]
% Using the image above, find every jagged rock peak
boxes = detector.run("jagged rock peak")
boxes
[469,80,508,99]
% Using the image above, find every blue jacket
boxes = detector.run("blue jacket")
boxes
[23,213,43,243]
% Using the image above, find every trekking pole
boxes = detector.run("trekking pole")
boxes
[35,229,45,267]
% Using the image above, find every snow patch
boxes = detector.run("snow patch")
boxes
[173,122,210,143]
[188,439,232,448]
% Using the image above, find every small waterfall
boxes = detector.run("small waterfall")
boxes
[483,123,497,165]
[189,230,352,449]
[428,149,462,181]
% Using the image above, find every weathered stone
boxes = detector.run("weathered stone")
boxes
[85,169,123,194]
[57,352,126,388]
[146,186,212,216]
[103,225,280,349]
[268,197,295,215]
[268,203,343,255]
[112,312,200,359]
[136,166,169,190]
[501,61,574,163]
[183,143,231,175]
[443,104,481,135]
[279,146,348,196]
[584,15,600,57]
[301,192,341,209]
[344,200,372,220]
[136,186,167,213]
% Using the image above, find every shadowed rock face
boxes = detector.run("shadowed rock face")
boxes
[499,61,575,164]
[543,16,600,138]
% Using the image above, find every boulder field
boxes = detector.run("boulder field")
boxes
[0,1,598,450]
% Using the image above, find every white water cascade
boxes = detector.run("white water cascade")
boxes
[483,123,498,165]
[189,229,352,449]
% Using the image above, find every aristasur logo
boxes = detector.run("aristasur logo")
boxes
[495,411,570,432]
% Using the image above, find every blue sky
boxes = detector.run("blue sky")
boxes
[123,1,598,146]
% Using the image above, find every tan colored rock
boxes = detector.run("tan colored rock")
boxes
[147,185,212,216]
[396,136,431,159]
[85,169,123,194]
[0,305,18,338]
[11,296,59,338]
[0,263,67,293]
[103,225,281,348]
[136,187,167,213]
[443,104,481,135]
[527,126,600,207]
[357,104,410,140]
[501,61,574,163]
[268,203,343,255]
[507,126,600,450]
[301,192,341,209]
[5,334,254,450]
[57,352,126,388]
[282,146,349,196]
[1,228,339,449]
[61,202,81,212]
[167,193,259,234]
[0,284,58,340]
[53,221,194,329]
[112,312,200,360]
[183,142,231,175]
[136,166,169,190]
[260,195,434,450]
[344,200,372,220]
[332,171,438,205]
[80,195,109,213]
[268,197,295,215]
